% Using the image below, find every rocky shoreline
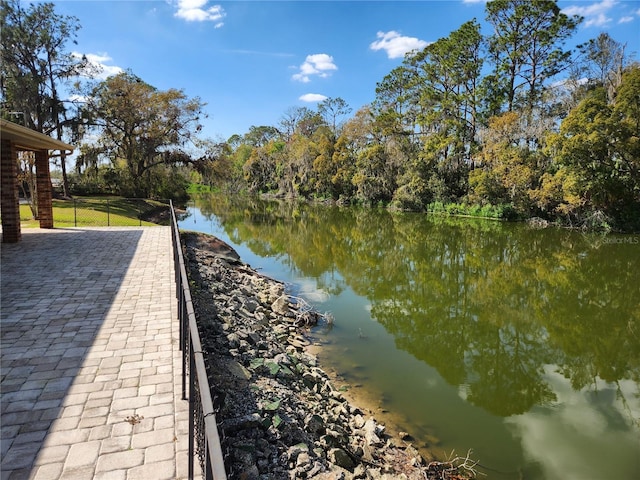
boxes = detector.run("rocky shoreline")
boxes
[182,232,476,480]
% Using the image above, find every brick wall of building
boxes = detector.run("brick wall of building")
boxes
[1,139,21,243]
[36,149,53,229]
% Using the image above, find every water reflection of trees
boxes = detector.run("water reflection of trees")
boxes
[194,194,640,418]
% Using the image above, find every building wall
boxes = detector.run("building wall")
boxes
[36,149,53,229]
[1,139,21,243]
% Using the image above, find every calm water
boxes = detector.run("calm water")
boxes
[179,193,640,480]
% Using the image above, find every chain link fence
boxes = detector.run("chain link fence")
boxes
[51,198,170,227]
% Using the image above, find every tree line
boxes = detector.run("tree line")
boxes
[221,1,639,232]
[2,0,638,231]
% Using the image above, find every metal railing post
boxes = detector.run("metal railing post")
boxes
[188,342,196,480]
[181,289,188,401]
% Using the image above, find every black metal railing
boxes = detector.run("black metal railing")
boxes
[170,200,227,480]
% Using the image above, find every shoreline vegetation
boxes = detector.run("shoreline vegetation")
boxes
[199,189,636,235]
[282,192,640,234]
[182,231,479,480]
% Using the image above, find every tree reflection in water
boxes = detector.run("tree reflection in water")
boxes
[185,193,640,477]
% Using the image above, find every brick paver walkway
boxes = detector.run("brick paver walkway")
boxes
[1,227,189,480]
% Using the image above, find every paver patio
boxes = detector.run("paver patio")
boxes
[1,227,190,480]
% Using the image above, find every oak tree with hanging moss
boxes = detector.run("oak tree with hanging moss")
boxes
[77,71,206,199]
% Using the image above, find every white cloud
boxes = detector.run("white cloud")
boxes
[551,76,589,89]
[227,49,294,58]
[294,278,330,302]
[369,31,429,59]
[299,93,327,103]
[562,0,616,27]
[174,0,225,26]
[587,13,612,26]
[618,15,634,23]
[73,52,123,80]
[505,366,640,480]
[292,54,337,83]
[67,94,89,103]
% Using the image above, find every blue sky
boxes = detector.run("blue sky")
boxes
[52,0,640,141]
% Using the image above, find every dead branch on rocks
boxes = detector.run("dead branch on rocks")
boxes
[426,450,481,480]
[278,294,333,328]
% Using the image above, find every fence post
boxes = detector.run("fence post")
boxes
[107,199,110,226]
[188,343,195,480]
[74,198,77,227]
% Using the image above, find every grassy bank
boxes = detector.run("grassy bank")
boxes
[426,201,518,220]
[19,197,165,228]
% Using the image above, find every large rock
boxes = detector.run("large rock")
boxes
[327,448,355,470]
[272,295,291,315]
[362,418,384,446]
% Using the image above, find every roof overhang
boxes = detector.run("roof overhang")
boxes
[1,119,74,154]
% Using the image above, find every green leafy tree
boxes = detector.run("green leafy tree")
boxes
[283,132,320,197]
[330,135,357,199]
[472,111,539,213]
[334,106,401,205]
[407,20,484,203]
[311,126,337,197]
[317,97,352,137]
[79,71,205,198]
[190,138,242,191]
[577,32,628,102]
[550,65,640,229]
[352,143,396,204]
[243,125,281,147]
[486,0,581,112]
[278,106,323,140]
[1,0,91,197]
[528,167,582,220]
[224,143,253,193]
[243,139,285,194]
[373,65,420,138]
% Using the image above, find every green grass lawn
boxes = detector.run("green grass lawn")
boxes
[19,197,164,228]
